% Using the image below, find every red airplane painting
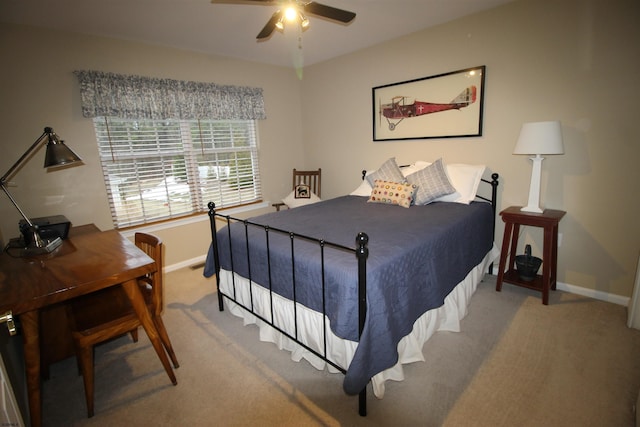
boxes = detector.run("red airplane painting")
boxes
[380,86,477,130]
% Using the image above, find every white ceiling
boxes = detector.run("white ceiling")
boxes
[0,0,515,68]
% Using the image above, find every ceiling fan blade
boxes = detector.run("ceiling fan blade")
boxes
[257,10,282,40]
[303,2,356,23]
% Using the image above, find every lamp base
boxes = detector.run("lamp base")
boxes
[6,236,63,257]
[521,154,544,214]
[520,205,544,213]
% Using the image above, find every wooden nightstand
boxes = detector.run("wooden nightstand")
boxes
[496,206,566,304]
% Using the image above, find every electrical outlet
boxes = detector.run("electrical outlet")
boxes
[558,233,563,247]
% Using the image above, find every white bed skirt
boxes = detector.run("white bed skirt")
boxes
[218,244,499,398]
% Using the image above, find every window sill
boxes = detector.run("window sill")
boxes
[119,201,270,238]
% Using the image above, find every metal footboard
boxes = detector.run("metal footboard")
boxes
[207,202,370,416]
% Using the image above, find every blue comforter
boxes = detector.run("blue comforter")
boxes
[204,195,493,394]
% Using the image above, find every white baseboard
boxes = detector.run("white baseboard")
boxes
[555,281,629,306]
[177,259,631,307]
[487,270,629,307]
[165,254,207,273]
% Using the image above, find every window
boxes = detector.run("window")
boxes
[94,117,262,228]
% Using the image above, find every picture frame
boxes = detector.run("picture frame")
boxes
[294,184,311,199]
[372,65,485,141]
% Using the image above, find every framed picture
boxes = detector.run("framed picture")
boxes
[372,65,485,141]
[294,184,311,199]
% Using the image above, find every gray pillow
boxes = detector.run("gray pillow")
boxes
[366,157,405,187]
[406,158,456,205]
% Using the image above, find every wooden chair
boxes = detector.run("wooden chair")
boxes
[272,168,322,211]
[66,232,179,417]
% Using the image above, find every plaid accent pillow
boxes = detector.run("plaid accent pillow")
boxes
[365,157,405,187]
[406,158,456,205]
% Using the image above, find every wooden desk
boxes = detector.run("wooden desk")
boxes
[495,206,566,305]
[40,225,101,375]
[0,226,176,427]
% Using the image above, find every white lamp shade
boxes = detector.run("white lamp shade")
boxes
[513,121,564,155]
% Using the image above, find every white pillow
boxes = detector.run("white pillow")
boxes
[282,190,321,208]
[400,163,424,177]
[435,163,486,204]
[408,160,431,172]
[350,176,373,196]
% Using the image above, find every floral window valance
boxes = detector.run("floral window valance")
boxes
[74,70,267,121]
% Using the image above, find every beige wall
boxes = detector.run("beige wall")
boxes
[1,0,638,299]
[0,24,303,266]
[301,0,640,299]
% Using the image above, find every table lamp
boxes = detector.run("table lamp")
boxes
[1,127,82,255]
[513,121,564,213]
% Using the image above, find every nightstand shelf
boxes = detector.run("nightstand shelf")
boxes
[502,269,545,292]
[496,206,566,305]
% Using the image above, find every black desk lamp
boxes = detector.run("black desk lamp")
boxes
[1,127,82,255]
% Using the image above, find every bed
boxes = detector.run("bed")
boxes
[204,158,499,415]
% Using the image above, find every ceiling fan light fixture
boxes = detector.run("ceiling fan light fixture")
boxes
[275,13,285,30]
[299,12,310,28]
[284,6,298,22]
[245,1,356,41]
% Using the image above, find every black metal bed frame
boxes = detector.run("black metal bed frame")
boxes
[207,172,499,417]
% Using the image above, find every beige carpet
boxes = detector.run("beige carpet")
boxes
[40,267,640,426]
[443,293,640,426]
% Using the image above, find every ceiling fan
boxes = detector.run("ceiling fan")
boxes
[211,1,356,40]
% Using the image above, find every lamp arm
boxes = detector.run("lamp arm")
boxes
[0,128,52,228]
[1,182,34,227]
[0,128,50,184]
